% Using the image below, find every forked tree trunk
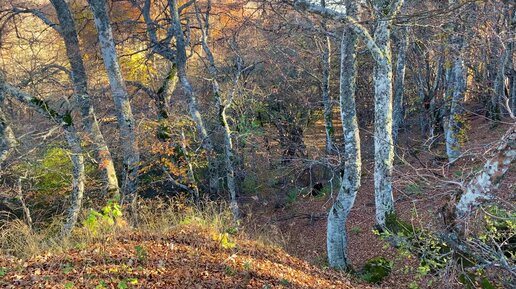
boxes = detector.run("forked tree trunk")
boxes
[170,0,218,195]
[87,0,140,220]
[327,1,361,268]
[292,0,402,228]
[50,0,119,196]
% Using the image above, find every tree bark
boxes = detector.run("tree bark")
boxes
[87,0,140,219]
[170,0,218,195]
[0,103,17,165]
[291,0,403,227]
[445,0,467,163]
[445,54,466,163]
[372,18,395,228]
[327,0,361,268]
[392,26,409,148]
[455,124,516,219]
[195,1,239,217]
[0,76,85,236]
[319,1,335,154]
[50,0,119,196]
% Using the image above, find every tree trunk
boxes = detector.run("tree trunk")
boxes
[170,0,218,195]
[392,26,409,148]
[0,77,85,236]
[455,124,515,220]
[320,30,335,153]
[373,19,395,228]
[445,55,466,163]
[445,0,467,163]
[0,104,17,165]
[156,64,178,141]
[87,0,140,219]
[50,0,119,197]
[327,5,361,268]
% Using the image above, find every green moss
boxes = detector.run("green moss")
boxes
[63,112,73,126]
[359,257,393,284]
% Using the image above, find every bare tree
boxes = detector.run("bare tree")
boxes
[87,0,140,220]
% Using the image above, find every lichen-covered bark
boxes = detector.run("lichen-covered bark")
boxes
[327,1,361,267]
[392,27,409,147]
[445,56,466,163]
[372,19,395,227]
[0,77,85,236]
[445,0,467,163]
[87,0,140,213]
[51,0,119,196]
[455,124,515,219]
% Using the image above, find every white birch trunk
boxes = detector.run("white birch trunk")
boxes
[87,0,140,213]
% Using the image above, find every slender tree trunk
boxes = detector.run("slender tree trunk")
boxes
[392,26,409,148]
[195,1,239,217]
[373,19,395,228]
[180,129,200,202]
[0,77,85,236]
[87,0,140,219]
[50,0,119,196]
[445,55,466,163]
[219,102,239,218]
[16,177,33,230]
[62,127,85,236]
[445,0,467,163]
[319,9,335,154]
[327,5,361,268]
[493,47,507,120]
[171,0,218,195]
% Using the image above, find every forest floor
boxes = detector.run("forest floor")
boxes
[0,224,372,288]
[242,105,515,288]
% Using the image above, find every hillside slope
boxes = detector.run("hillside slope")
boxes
[0,225,368,289]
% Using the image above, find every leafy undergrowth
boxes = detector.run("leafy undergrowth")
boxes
[0,225,368,289]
